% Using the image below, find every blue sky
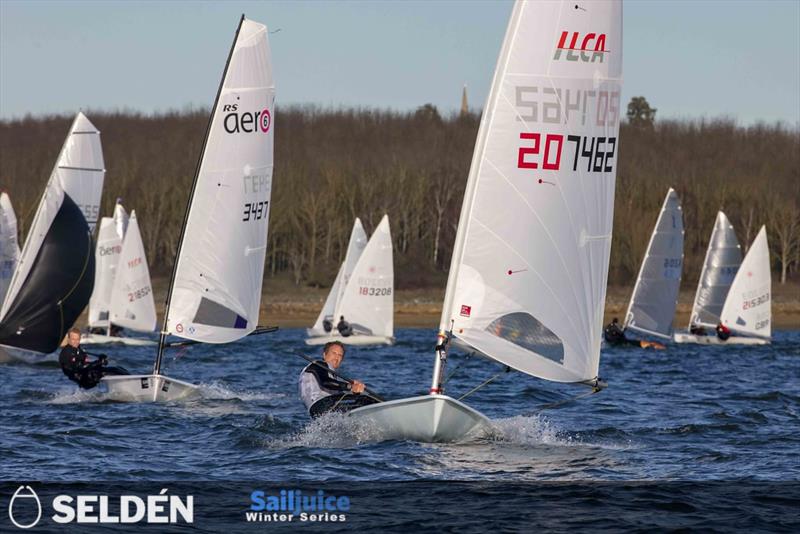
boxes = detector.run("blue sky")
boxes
[1,0,798,125]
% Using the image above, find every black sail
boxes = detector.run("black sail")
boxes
[0,193,95,353]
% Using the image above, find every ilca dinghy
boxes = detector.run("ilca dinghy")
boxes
[604,188,684,349]
[83,201,157,346]
[306,215,394,346]
[673,211,748,344]
[101,15,276,401]
[350,0,623,442]
[0,113,104,364]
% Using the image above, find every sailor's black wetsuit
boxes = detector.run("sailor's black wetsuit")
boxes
[59,345,128,389]
[337,319,353,337]
[603,321,640,347]
[298,360,378,417]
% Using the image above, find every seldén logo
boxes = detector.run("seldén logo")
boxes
[8,486,42,529]
[7,486,193,528]
[553,31,608,63]
[222,104,271,134]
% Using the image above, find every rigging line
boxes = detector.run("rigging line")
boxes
[442,353,471,385]
[457,366,511,402]
[523,384,602,416]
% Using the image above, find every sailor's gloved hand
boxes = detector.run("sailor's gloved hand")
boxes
[98,354,108,366]
[350,380,365,394]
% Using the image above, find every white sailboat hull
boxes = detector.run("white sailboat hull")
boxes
[100,374,200,402]
[349,394,492,443]
[305,335,394,347]
[80,333,157,346]
[672,333,770,346]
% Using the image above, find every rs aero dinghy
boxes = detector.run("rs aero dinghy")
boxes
[349,0,623,442]
[101,15,277,401]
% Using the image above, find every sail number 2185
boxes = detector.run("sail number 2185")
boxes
[517,133,617,173]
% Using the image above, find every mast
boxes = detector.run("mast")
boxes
[431,1,524,395]
[153,15,246,375]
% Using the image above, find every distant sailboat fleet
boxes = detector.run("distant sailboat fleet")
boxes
[0,1,780,440]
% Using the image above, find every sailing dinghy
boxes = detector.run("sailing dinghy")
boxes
[350,0,623,442]
[101,15,276,401]
[673,211,750,344]
[306,215,394,346]
[608,188,683,348]
[675,226,771,345]
[0,112,105,364]
[83,202,157,346]
[0,192,20,307]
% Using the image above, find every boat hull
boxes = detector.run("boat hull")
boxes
[100,374,200,402]
[81,333,157,346]
[672,333,770,345]
[305,335,394,347]
[349,394,492,443]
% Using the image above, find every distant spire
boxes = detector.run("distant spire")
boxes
[460,83,468,117]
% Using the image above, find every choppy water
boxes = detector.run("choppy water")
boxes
[2,328,798,483]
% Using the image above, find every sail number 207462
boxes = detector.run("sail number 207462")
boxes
[517,133,617,174]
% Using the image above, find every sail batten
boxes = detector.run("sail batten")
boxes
[439,0,623,383]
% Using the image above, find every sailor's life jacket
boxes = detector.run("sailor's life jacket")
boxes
[716,323,731,341]
[298,360,378,417]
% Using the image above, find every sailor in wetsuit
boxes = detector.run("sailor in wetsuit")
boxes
[336,316,353,337]
[603,317,642,347]
[298,341,379,417]
[59,328,128,389]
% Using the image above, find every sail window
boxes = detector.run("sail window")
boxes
[192,297,247,329]
[485,312,564,364]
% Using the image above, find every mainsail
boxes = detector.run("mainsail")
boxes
[108,211,157,332]
[0,113,104,354]
[161,17,275,349]
[309,218,367,336]
[88,202,129,329]
[624,188,684,339]
[689,211,742,329]
[719,226,771,339]
[439,0,623,383]
[0,192,20,305]
[334,215,394,338]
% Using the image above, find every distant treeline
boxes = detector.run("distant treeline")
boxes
[1,106,798,289]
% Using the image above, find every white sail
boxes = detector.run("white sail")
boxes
[109,211,157,332]
[689,211,742,329]
[1,112,105,321]
[719,226,771,339]
[309,218,368,336]
[440,0,623,383]
[165,18,275,344]
[88,202,129,328]
[0,192,20,305]
[624,188,684,339]
[334,215,394,338]
[52,112,105,231]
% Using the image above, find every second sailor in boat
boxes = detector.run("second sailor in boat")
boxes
[336,316,353,337]
[299,341,380,417]
[59,328,129,389]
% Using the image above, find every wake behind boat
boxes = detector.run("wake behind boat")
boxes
[350,0,623,442]
[101,15,277,402]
